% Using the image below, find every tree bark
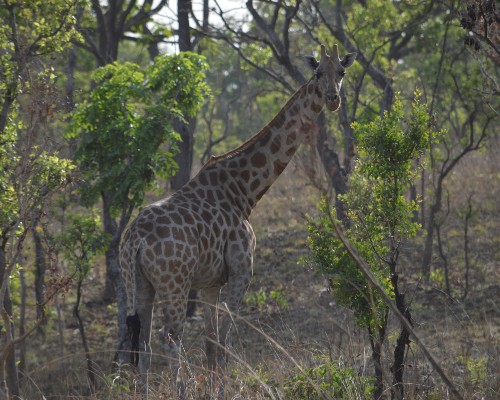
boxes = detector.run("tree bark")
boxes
[0,244,20,399]
[369,322,387,400]
[33,225,46,322]
[421,182,442,280]
[101,195,129,363]
[74,271,96,391]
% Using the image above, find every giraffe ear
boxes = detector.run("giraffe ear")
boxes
[341,52,357,68]
[305,56,319,71]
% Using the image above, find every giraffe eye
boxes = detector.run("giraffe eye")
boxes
[340,70,346,77]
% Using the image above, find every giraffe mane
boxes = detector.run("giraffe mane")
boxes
[201,81,309,170]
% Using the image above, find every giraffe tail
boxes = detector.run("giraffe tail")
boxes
[126,312,141,366]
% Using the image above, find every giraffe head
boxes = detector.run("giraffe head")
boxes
[307,44,357,111]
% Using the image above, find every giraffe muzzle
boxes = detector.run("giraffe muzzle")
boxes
[326,93,341,111]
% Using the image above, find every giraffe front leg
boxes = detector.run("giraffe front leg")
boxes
[202,286,224,399]
[205,255,253,399]
[158,296,187,400]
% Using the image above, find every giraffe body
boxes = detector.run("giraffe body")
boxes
[119,44,356,396]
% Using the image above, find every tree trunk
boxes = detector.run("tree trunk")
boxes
[421,183,442,281]
[18,268,27,374]
[390,269,412,400]
[101,195,130,364]
[33,225,46,323]
[74,271,96,391]
[170,117,196,191]
[0,245,20,399]
[369,322,387,400]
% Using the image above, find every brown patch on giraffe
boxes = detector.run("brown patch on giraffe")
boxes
[201,210,212,222]
[183,213,195,225]
[229,231,237,241]
[285,119,297,130]
[241,170,250,183]
[145,248,155,262]
[208,171,218,185]
[251,152,267,168]
[308,84,314,94]
[173,228,185,242]
[289,104,300,117]
[311,101,322,113]
[216,190,225,201]
[227,160,238,170]
[239,158,248,168]
[212,224,221,236]
[255,186,270,201]
[258,129,271,147]
[216,215,224,226]
[219,170,228,182]
[273,160,287,175]
[271,112,286,129]
[199,173,208,186]
[196,188,205,199]
[286,132,297,145]
[164,241,174,257]
[171,213,182,225]
[157,216,169,225]
[186,234,197,246]
[152,207,163,216]
[157,225,170,238]
[220,201,231,212]
[270,136,281,154]
[250,179,260,193]
[315,86,323,98]
[206,190,215,204]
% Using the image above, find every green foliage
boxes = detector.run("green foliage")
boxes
[349,90,439,240]
[0,149,74,241]
[307,199,390,329]
[270,286,289,310]
[244,288,268,309]
[0,0,81,238]
[67,52,210,211]
[284,358,375,400]
[244,285,289,311]
[54,213,110,277]
[306,91,440,330]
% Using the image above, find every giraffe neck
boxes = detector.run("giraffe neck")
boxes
[191,79,324,217]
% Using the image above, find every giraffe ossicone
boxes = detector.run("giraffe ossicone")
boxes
[119,44,356,397]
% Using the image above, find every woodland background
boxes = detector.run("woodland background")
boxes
[0,0,499,399]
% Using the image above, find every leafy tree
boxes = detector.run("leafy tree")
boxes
[67,51,210,358]
[307,92,440,399]
[0,1,81,397]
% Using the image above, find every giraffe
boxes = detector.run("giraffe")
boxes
[119,44,356,396]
